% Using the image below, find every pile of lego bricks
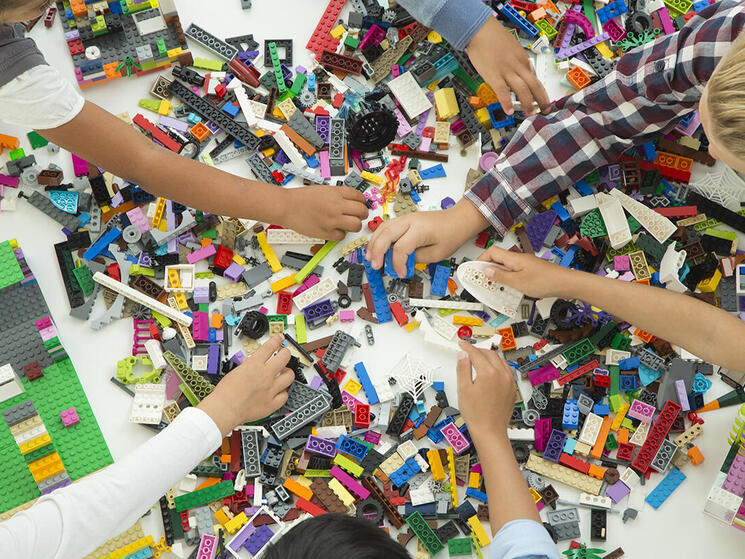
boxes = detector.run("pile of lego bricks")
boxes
[3,0,745,557]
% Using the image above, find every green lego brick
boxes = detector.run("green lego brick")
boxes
[627,215,642,234]
[201,229,217,239]
[579,209,607,238]
[289,73,307,96]
[266,314,288,327]
[23,443,56,464]
[174,480,234,512]
[344,35,360,49]
[268,42,286,95]
[406,511,445,555]
[26,131,48,149]
[605,242,637,261]
[562,338,595,366]
[448,537,472,555]
[610,333,631,351]
[8,147,25,160]
[156,38,167,57]
[0,241,24,289]
[452,68,480,93]
[609,365,620,398]
[163,351,214,402]
[294,241,338,283]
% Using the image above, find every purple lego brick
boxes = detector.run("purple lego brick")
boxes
[675,379,690,411]
[365,430,381,444]
[602,18,626,42]
[526,210,557,251]
[223,261,244,282]
[306,434,337,457]
[316,115,330,144]
[193,286,210,304]
[723,453,745,496]
[159,115,190,134]
[229,522,256,552]
[558,32,611,60]
[245,525,274,554]
[187,243,217,264]
[528,364,561,386]
[534,418,552,452]
[303,298,335,322]
[207,344,221,375]
[543,429,567,462]
[229,351,245,365]
[606,480,631,503]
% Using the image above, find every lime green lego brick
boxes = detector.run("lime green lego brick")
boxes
[0,241,24,289]
[174,480,234,512]
[156,39,167,58]
[303,469,332,477]
[705,228,737,241]
[693,217,721,232]
[295,241,338,283]
[72,265,95,296]
[150,309,172,328]
[294,315,306,344]
[333,454,363,477]
[26,131,48,149]
[406,511,445,555]
[8,147,25,160]
[194,272,214,279]
[138,99,163,113]
[605,242,637,261]
[448,537,472,555]
[163,351,214,402]
[194,58,224,72]
[179,383,199,407]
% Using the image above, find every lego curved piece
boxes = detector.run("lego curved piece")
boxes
[456,260,524,318]
[562,9,595,38]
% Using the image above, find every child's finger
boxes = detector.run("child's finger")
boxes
[343,199,369,220]
[271,391,290,411]
[367,220,408,268]
[477,246,512,267]
[527,73,551,114]
[266,347,291,374]
[252,334,286,363]
[391,231,420,277]
[493,80,513,115]
[458,341,496,380]
[456,348,473,392]
[272,369,295,396]
[341,186,367,204]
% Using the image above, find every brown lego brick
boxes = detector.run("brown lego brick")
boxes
[280,124,317,156]
[301,335,334,353]
[390,149,448,162]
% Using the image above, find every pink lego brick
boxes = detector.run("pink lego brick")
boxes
[675,379,690,411]
[528,364,561,386]
[126,207,151,234]
[364,430,381,445]
[394,108,412,137]
[198,533,219,559]
[319,151,331,180]
[192,311,209,342]
[0,173,19,188]
[602,18,626,42]
[675,111,701,136]
[330,465,370,499]
[534,418,552,452]
[339,310,355,322]
[71,153,89,177]
[358,25,386,51]
[35,317,53,330]
[294,274,320,296]
[723,453,745,497]
[440,422,470,455]
[341,390,361,412]
[614,254,630,271]
[187,243,217,264]
[627,399,656,422]
[60,407,79,427]
[657,7,676,34]
[37,326,58,342]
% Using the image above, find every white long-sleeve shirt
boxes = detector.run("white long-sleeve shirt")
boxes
[0,407,222,559]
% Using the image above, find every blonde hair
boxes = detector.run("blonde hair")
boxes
[706,32,745,158]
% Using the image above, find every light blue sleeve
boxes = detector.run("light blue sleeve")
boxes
[488,519,561,559]
[396,0,493,50]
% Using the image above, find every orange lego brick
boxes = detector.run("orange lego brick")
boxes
[634,328,654,343]
[210,313,224,329]
[0,134,20,150]
[190,121,211,142]
[587,464,606,480]
[618,428,629,444]
[476,82,499,105]
[498,327,517,351]
[566,67,591,90]
[590,416,612,460]
[284,477,314,501]
[688,446,704,465]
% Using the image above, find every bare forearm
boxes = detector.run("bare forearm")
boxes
[472,432,540,534]
[555,269,745,371]
[40,102,287,223]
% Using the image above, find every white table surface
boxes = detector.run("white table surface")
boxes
[1,1,743,557]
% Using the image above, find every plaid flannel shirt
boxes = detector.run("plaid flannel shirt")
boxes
[465,0,745,236]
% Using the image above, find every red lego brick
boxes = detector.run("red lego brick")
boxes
[631,400,682,473]
[296,497,328,516]
[368,216,384,232]
[306,0,346,58]
[475,231,490,248]
[616,442,635,462]
[213,245,233,270]
[557,359,600,386]
[354,403,371,428]
[390,301,409,326]
[559,453,591,474]
[107,263,120,282]
[276,291,293,315]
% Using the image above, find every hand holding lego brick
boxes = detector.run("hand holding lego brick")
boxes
[456,341,516,440]
[366,199,489,276]
[197,334,293,433]
[282,186,368,240]
[477,246,572,298]
[466,17,550,116]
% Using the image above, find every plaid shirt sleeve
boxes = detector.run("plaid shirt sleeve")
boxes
[465,0,745,236]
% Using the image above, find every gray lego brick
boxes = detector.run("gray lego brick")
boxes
[185,24,238,60]
[246,153,278,185]
[2,399,38,427]
[287,111,324,148]
[270,394,330,440]
[241,430,261,477]
[193,506,213,538]
[241,262,273,288]
[650,438,677,473]
[547,508,580,526]
[320,330,358,373]
[0,321,54,375]
[26,191,80,231]
[279,381,325,413]
[37,471,71,493]
[0,282,49,334]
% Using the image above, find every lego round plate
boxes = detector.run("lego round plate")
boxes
[456,261,524,318]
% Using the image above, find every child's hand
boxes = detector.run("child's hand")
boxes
[282,186,368,240]
[467,18,550,116]
[477,246,573,299]
[197,334,294,433]
[366,199,489,277]
[456,341,516,440]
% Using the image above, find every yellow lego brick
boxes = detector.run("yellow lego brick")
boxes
[610,401,630,431]
[271,274,297,293]
[698,268,721,292]
[525,453,603,495]
[158,100,171,115]
[172,291,188,310]
[468,472,481,489]
[414,263,428,272]
[471,325,496,338]
[427,30,443,43]
[447,447,458,507]
[256,232,282,273]
[360,170,382,185]
[403,320,420,333]
[295,475,313,489]
[475,107,491,127]
[530,487,542,503]
[19,433,51,455]
[595,42,614,60]
[330,24,346,39]
[476,82,499,105]
[427,449,445,481]
[214,508,230,526]
[28,452,65,482]
[343,378,362,395]
[233,254,246,266]
[453,315,483,327]
[224,512,248,534]
[166,47,183,60]
[328,477,356,506]
[151,197,166,228]
[109,535,156,559]
[467,516,490,547]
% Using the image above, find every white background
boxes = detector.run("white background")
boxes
[0,0,743,557]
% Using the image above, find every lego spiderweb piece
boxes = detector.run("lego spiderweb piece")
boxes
[690,163,745,210]
[391,354,436,399]
[456,261,523,318]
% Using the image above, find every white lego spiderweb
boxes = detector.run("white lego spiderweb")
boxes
[690,162,745,210]
[391,354,436,399]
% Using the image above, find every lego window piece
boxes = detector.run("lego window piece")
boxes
[456,261,523,318]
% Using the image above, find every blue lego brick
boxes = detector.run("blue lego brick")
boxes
[336,434,368,460]
[618,356,640,370]
[499,3,539,37]
[432,54,458,82]
[562,399,579,430]
[692,0,709,11]
[362,257,392,323]
[223,103,240,117]
[405,502,438,516]
[353,362,379,405]
[408,407,420,422]
[305,154,319,168]
[574,179,593,196]
[487,103,516,130]
[83,227,122,261]
[419,164,446,179]
[122,547,153,559]
[641,141,658,161]
[619,374,638,391]
[563,437,577,455]
[559,245,579,267]
[465,488,488,502]
[596,0,628,24]
[384,249,415,279]
[390,457,422,487]
[432,381,445,392]
[551,201,572,224]
[645,467,686,510]
[430,264,450,297]
[551,247,566,260]
[593,403,610,416]
[410,190,421,204]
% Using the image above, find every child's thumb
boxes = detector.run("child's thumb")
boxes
[456,346,473,390]
[483,265,509,282]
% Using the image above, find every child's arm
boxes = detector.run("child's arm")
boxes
[39,102,368,240]
[481,247,745,373]
[0,335,293,559]
[368,1,745,277]
[456,342,559,558]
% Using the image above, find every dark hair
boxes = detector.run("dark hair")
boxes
[263,514,412,559]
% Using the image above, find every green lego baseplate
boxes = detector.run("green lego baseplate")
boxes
[0,241,112,514]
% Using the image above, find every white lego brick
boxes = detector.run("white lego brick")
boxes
[629,421,651,446]
[179,474,198,493]
[428,314,459,341]
[568,195,598,217]
[255,118,282,132]
[413,453,429,473]
[93,272,192,326]
[234,87,258,128]
[658,242,688,293]
[14,424,48,447]
[507,428,535,441]
[704,486,743,525]
[165,264,195,292]
[0,364,23,403]
[596,192,632,250]
[266,229,324,245]
[293,278,336,309]
[387,71,432,118]
[191,354,209,372]
[397,440,418,460]
[315,426,347,439]
[408,298,485,312]
[409,485,435,506]
[144,339,167,370]
[273,129,307,168]
[534,297,557,319]
[129,383,166,425]
[609,188,677,244]
[605,349,631,366]
[578,413,603,446]
[378,402,392,429]
[619,466,640,489]
[456,261,523,318]
[579,493,612,510]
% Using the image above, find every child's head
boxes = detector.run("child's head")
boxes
[0,0,52,23]
[263,514,412,559]
[700,32,745,174]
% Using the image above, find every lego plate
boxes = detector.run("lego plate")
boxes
[456,261,524,318]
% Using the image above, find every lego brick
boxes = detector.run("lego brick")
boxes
[645,467,686,510]
[457,261,523,318]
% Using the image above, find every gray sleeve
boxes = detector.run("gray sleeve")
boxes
[397,0,493,50]
[0,24,47,88]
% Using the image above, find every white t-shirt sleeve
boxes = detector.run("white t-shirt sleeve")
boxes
[0,407,223,559]
[0,64,85,129]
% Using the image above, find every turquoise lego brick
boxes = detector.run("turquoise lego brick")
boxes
[645,467,686,510]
